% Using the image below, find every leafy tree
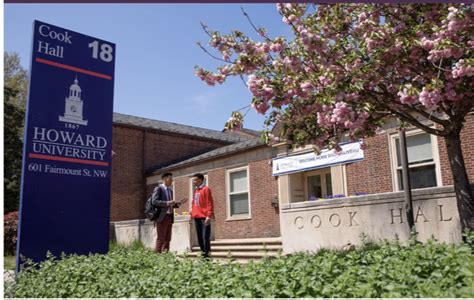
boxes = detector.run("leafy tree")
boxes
[4,52,27,213]
[5,52,28,108]
[196,4,473,229]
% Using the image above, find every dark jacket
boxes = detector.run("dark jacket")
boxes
[152,184,179,223]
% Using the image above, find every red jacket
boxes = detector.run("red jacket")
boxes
[191,185,214,219]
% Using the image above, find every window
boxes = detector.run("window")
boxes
[305,168,332,200]
[189,174,208,210]
[391,131,441,190]
[227,167,250,219]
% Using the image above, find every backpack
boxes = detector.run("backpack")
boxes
[144,186,162,221]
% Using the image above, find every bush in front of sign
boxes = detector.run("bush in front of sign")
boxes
[4,211,19,255]
[6,235,474,298]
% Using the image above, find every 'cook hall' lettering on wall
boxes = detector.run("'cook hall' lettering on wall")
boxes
[293,205,453,229]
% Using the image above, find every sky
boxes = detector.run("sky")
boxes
[4,4,291,132]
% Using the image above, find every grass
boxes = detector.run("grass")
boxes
[4,256,16,270]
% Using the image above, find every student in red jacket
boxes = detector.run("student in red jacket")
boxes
[191,173,214,258]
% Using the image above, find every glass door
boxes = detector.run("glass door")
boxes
[305,168,332,200]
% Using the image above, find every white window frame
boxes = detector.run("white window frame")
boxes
[389,128,442,191]
[226,166,251,221]
[172,182,175,200]
[303,168,332,200]
[188,174,208,211]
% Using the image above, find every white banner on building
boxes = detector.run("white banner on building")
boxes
[272,142,364,176]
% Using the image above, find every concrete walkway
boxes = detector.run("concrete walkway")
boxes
[4,269,15,284]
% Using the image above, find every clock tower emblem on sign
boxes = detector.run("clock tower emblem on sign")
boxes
[59,76,88,126]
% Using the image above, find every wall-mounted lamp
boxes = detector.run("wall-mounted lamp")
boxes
[271,195,279,208]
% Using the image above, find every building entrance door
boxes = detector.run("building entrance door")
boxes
[305,168,332,200]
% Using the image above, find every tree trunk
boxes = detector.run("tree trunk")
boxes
[445,131,474,230]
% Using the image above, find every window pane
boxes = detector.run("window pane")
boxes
[230,170,247,193]
[395,133,433,167]
[398,164,437,190]
[325,173,333,196]
[230,193,249,215]
[407,134,433,164]
[307,175,322,200]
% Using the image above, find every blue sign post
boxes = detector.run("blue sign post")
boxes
[16,20,115,271]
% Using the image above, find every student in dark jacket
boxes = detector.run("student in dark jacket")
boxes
[190,173,214,258]
[152,172,187,253]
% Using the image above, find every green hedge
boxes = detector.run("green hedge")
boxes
[5,238,474,298]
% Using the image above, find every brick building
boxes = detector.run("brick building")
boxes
[110,113,246,222]
[139,114,473,241]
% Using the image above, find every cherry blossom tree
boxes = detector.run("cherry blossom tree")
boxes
[195,3,473,230]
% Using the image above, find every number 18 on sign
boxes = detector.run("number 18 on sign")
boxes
[17,20,115,271]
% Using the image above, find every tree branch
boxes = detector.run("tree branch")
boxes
[239,74,248,88]
[196,42,231,63]
[200,22,213,38]
[241,6,273,42]
[362,90,445,136]
[405,104,450,127]
[388,108,446,136]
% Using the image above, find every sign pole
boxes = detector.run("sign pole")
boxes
[399,128,415,232]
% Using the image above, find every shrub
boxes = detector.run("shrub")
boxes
[4,211,19,255]
[5,237,474,298]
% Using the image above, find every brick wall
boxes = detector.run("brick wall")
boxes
[111,126,145,222]
[209,160,280,239]
[223,128,259,139]
[346,133,393,195]
[439,114,474,186]
[111,124,231,222]
[169,153,280,239]
[346,114,474,195]
[144,131,226,170]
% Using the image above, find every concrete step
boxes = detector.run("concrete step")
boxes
[192,245,282,252]
[179,256,257,264]
[185,251,280,258]
[211,237,282,246]
[182,237,283,263]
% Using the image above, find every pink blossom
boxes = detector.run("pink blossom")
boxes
[317,112,332,127]
[270,42,284,52]
[301,81,314,93]
[445,89,458,101]
[223,52,231,61]
[421,37,434,51]
[219,65,231,76]
[318,75,331,86]
[452,59,474,78]
[331,102,352,124]
[276,3,284,13]
[352,58,362,70]
[419,87,442,110]
[344,120,354,129]
[447,7,458,21]
[358,12,367,22]
[397,89,417,105]
[252,102,270,115]
[365,38,376,51]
